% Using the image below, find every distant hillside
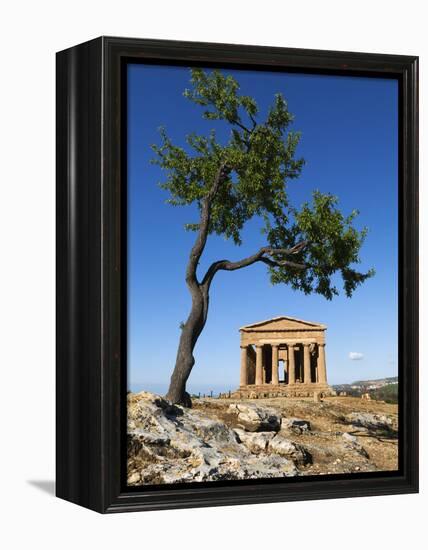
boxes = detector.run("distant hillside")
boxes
[369,384,399,404]
[333,377,398,404]
[352,376,398,387]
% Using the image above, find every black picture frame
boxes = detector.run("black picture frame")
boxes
[56,36,419,513]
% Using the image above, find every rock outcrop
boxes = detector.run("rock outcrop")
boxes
[342,432,369,458]
[345,412,393,431]
[281,417,311,434]
[269,435,312,465]
[127,392,298,486]
[233,429,275,453]
[233,428,312,465]
[228,403,281,432]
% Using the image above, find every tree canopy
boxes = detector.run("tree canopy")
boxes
[152,68,374,300]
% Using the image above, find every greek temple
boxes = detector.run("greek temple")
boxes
[237,316,334,398]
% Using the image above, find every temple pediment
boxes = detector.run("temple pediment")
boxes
[240,316,326,332]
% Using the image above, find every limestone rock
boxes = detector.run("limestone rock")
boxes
[342,432,357,444]
[342,431,369,458]
[269,434,312,465]
[228,403,281,432]
[127,392,297,485]
[346,412,393,431]
[234,429,275,453]
[127,472,141,485]
[281,417,311,434]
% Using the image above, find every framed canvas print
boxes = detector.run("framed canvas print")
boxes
[56,37,418,513]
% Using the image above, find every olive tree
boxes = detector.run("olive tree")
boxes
[151,69,374,406]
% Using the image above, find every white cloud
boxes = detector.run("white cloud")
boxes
[349,352,364,360]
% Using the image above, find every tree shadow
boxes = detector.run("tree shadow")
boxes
[27,480,55,496]
[347,429,398,443]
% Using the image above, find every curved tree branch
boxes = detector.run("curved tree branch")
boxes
[201,242,309,289]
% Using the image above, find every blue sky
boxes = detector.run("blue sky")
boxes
[127,63,398,394]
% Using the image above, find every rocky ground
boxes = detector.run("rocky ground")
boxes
[127,392,398,486]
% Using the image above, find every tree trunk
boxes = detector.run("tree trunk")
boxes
[164,165,227,406]
[165,286,209,406]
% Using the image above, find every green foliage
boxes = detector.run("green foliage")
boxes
[151,68,374,299]
[369,384,398,404]
[266,192,375,299]
[152,69,303,245]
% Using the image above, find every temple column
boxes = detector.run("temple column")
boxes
[317,343,327,383]
[262,347,266,383]
[255,345,263,385]
[271,345,279,385]
[288,343,296,384]
[240,346,248,386]
[303,343,311,384]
